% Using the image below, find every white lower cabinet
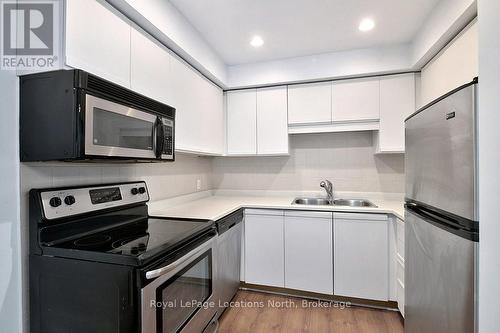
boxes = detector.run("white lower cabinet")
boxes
[395,218,405,316]
[284,211,333,294]
[333,213,389,301]
[244,210,284,287]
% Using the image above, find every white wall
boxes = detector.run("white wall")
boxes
[213,132,405,194]
[0,71,23,332]
[420,20,478,107]
[227,44,412,88]
[477,0,500,331]
[411,0,477,68]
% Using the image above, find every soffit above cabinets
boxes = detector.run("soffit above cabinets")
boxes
[169,0,440,65]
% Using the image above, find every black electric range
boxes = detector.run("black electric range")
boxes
[29,181,217,333]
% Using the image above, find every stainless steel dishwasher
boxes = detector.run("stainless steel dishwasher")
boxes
[215,209,243,318]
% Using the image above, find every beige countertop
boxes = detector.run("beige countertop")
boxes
[148,190,405,221]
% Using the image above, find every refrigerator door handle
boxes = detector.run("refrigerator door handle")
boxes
[405,204,479,242]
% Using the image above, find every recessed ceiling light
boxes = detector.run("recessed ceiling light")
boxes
[359,18,375,32]
[250,35,264,47]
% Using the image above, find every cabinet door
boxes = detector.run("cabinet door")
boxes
[284,211,333,294]
[244,210,284,287]
[226,90,257,155]
[332,78,380,122]
[288,82,332,124]
[257,86,289,154]
[334,213,389,301]
[130,27,172,104]
[170,55,201,152]
[65,0,131,87]
[378,74,415,152]
[197,79,224,155]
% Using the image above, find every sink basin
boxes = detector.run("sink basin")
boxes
[332,199,377,208]
[292,197,377,208]
[292,197,332,205]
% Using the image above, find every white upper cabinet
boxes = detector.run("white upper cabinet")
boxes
[257,87,289,155]
[171,55,224,155]
[226,90,257,155]
[332,77,380,122]
[376,74,416,153]
[334,213,389,301]
[284,211,333,294]
[197,77,224,155]
[288,82,332,124]
[130,27,172,104]
[65,0,131,88]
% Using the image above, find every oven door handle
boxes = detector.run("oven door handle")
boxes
[145,239,212,280]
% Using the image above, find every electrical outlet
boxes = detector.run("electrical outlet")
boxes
[196,179,201,191]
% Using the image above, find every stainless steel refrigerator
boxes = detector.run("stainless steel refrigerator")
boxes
[404,78,479,333]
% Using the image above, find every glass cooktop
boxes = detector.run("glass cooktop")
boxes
[56,218,213,257]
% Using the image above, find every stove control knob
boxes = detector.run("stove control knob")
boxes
[64,195,76,206]
[131,188,139,195]
[49,197,62,208]
[138,187,146,194]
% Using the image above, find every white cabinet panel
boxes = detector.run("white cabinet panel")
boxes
[198,79,224,154]
[284,211,333,294]
[244,211,284,287]
[170,55,224,155]
[334,213,389,301]
[170,55,202,152]
[332,78,380,122]
[65,0,131,87]
[226,90,257,155]
[257,87,289,154]
[131,27,171,104]
[377,74,415,153]
[288,82,332,124]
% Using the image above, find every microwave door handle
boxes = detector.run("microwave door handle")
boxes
[145,239,211,280]
[152,121,157,156]
[154,117,164,159]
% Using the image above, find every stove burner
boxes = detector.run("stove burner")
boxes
[111,235,149,255]
[74,234,112,248]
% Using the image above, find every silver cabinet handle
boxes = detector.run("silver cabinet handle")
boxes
[145,239,212,280]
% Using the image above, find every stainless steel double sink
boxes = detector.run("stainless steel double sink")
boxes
[292,197,377,208]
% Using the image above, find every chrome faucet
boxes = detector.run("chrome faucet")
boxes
[320,180,334,203]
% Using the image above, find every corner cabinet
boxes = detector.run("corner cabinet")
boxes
[374,74,416,153]
[333,213,389,301]
[226,87,289,156]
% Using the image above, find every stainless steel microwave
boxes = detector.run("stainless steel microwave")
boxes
[20,70,175,162]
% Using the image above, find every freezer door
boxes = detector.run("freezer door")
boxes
[405,83,476,221]
[405,208,476,333]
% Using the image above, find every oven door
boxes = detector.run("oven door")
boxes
[141,237,218,333]
[85,94,161,159]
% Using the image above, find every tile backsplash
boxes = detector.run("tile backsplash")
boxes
[20,153,213,201]
[212,132,405,194]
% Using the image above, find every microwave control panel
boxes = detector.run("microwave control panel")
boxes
[161,118,174,158]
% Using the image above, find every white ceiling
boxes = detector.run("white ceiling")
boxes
[169,0,441,66]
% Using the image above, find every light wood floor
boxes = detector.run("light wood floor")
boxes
[218,290,404,333]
